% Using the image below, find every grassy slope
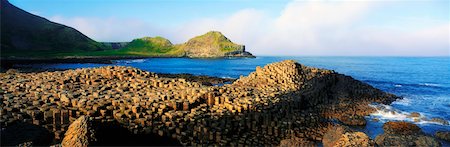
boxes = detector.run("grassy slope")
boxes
[183,31,242,52]
[1,0,110,58]
[1,0,243,58]
[120,37,184,57]
[64,37,185,57]
[99,32,241,57]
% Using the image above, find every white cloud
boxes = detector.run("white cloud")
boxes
[50,16,167,42]
[357,23,450,56]
[48,0,449,56]
[172,9,267,44]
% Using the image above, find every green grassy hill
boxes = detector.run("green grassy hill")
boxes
[180,31,245,58]
[118,37,184,57]
[0,0,109,57]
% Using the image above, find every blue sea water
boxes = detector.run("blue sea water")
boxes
[16,56,450,142]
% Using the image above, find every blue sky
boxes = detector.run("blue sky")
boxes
[9,0,450,56]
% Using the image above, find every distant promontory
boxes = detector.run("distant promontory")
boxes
[0,0,254,60]
[109,31,254,58]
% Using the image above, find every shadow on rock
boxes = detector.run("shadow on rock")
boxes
[0,122,54,146]
[92,120,182,146]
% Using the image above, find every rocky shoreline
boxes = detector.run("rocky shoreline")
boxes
[0,60,447,146]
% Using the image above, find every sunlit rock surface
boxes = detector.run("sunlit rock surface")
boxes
[1,60,398,146]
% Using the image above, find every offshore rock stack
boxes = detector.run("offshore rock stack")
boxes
[1,60,398,146]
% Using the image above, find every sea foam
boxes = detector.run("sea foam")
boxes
[368,103,449,126]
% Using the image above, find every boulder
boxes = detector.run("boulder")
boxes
[435,131,450,142]
[279,137,314,147]
[382,121,421,135]
[322,125,371,147]
[335,132,371,147]
[375,121,441,147]
[61,116,97,147]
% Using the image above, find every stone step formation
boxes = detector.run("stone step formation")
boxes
[0,60,398,146]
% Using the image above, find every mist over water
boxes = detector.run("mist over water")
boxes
[16,56,450,138]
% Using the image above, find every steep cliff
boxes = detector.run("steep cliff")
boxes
[0,0,108,57]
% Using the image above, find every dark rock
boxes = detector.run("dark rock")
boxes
[430,117,449,125]
[383,121,422,135]
[409,112,421,117]
[0,122,53,146]
[435,131,450,142]
[338,115,367,126]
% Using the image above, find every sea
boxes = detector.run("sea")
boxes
[15,56,450,142]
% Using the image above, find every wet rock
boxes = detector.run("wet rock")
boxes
[375,121,441,146]
[382,121,421,135]
[372,118,379,122]
[415,136,442,147]
[61,116,96,147]
[6,69,19,74]
[338,115,366,126]
[435,131,450,142]
[408,112,421,118]
[430,117,449,125]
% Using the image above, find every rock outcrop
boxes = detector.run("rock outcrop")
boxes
[119,31,255,58]
[61,116,96,147]
[337,114,366,126]
[322,125,371,147]
[375,121,441,146]
[279,137,315,147]
[435,131,450,142]
[0,0,107,57]
[178,31,254,58]
[0,60,398,146]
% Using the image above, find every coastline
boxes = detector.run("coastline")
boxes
[1,59,448,146]
[1,60,404,146]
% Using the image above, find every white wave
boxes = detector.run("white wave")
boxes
[394,84,402,87]
[419,83,441,87]
[368,103,448,126]
[130,59,146,63]
[221,76,235,79]
[392,97,411,106]
[116,59,146,64]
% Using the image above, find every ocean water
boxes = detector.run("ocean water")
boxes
[15,56,450,141]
